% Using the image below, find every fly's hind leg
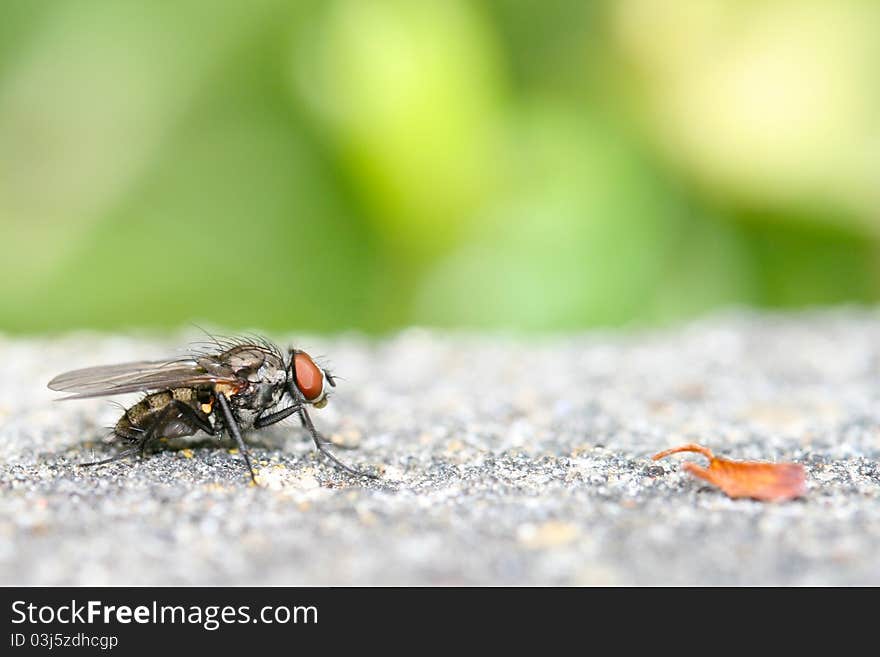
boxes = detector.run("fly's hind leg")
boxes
[79,446,142,468]
[79,401,213,470]
[137,400,215,457]
[78,423,144,468]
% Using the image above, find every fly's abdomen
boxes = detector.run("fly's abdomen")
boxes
[114,388,213,443]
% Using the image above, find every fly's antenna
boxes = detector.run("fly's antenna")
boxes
[312,353,339,373]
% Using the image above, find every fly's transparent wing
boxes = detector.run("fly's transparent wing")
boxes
[48,357,238,399]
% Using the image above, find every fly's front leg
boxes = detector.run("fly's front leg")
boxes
[254,403,302,429]
[297,405,377,479]
[214,392,256,483]
[255,403,354,449]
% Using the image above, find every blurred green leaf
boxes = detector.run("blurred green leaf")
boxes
[415,102,683,329]
[1,0,879,334]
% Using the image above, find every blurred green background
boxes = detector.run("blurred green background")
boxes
[1,0,879,334]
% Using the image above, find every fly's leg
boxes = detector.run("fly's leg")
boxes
[80,401,213,469]
[134,400,214,457]
[254,403,302,429]
[166,400,214,434]
[79,447,142,468]
[214,393,256,483]
[256,403,358,448]
[297,406,377,479]
[257,390,376,477]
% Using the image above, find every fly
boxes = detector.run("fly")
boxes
[47,336,376,482]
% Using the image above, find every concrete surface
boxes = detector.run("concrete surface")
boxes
[1,310,879,585]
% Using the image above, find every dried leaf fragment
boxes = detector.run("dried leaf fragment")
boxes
[652,443,806,501]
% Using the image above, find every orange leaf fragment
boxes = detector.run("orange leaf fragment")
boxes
[652,443,806,501]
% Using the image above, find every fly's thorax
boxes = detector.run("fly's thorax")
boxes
[223,360,287,428]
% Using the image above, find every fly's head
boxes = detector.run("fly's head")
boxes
[288,350,335,409]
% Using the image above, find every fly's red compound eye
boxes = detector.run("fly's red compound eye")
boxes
[293,352,324,401]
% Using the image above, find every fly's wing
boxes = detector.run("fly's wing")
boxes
[47,357,240,400]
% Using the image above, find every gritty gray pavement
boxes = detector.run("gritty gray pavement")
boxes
[1,310,879,585]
